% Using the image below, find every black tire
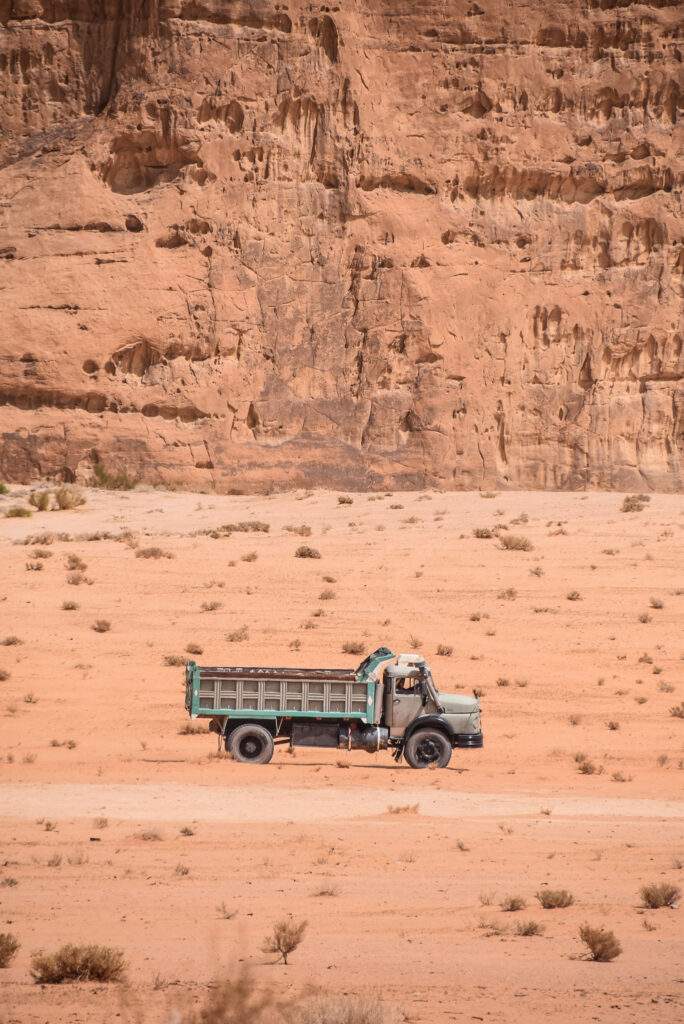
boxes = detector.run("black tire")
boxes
[227,723,275,764]
[403,728,452,769]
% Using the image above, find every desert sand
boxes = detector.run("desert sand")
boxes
[0,484,682,1022]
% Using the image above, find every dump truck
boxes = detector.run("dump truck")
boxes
[184,646,482,768]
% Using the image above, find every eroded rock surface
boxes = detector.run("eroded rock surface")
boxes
[0,0,682,490]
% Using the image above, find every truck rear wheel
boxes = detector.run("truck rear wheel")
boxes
[227,724,274,764]
[404,729,452,769]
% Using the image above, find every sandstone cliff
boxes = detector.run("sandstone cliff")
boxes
[0,0,682,491]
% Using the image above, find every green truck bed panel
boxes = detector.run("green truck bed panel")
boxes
[186,663,375,721]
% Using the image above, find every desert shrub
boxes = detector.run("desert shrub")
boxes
[436,644,453,657]
[639,882,680,909]
[139,829,162,841]
[0,483,8,495]
[179,723,206,735]
[497,588,517,601]
[201,600,223,612]
[66,572,88,585]
[0,670,9,681]
[670,702,684,719]
[180,826,194,837]
[164,654,185,666]
[319,589,335,601]
[578,924,622,962]
[93,464,136,491]
[473,527,493,539]
[54,486,86,510]
[5,505,31,518]
[500,534,533,552]
[496,677,510,688]
[295,545,321,559]
[136,546,173,560]
[342,641,364,655]
[621,494,649,513]
[186,643,203,656]
[639,613,652,623]
[515,920,544,937]
[92,620,111,633]
[566,590,581,601]
[61,601,79,611]
[387,804,419,815]
[337,495,353,505]
[29,490,52,511]
[578,758,599,775]
[500,895,526,912]
[1,636,21,646]
[223,521,270,534]
[66,554,87,571]
[241,551,258,562]
[30,944,126,983]
[261,917,307,965]
[32,548,52,559]
[284,524,311,537]
[26,560,43,571]
[536,888,574,909]
[226,626,249,643]
[607,720,620,731]
[0,933,20,968]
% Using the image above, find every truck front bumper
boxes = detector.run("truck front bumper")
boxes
[453,732,483,749]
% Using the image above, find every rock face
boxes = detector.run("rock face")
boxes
[0,0,682,491]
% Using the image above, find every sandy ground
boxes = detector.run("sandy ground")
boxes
[0,485,682,1023]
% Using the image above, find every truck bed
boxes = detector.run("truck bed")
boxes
[186,662,372,719]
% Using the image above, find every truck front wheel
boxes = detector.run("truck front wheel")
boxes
[227,724,274,764]
[404,729,452,769]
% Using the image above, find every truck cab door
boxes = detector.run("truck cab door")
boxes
[386,676,425,737]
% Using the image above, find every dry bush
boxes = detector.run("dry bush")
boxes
[607,720,620,731]
[473,527,493,539]
[496,677,509,688]
[261,918,307,965]
[0,670,9,682]
[2,636,22,646]
[186,643,203,656]
[66,554,87,571]
[32,548,52,559]
[621,494,649,513]
[67,572,90,585]
[26,560,43,571]
[478,917,508,937]
[500,895,526,912]
[201,600,223,612]
[295,546,321,559]
[93,817,108,829]
[567,590,581,601]
[650,597,664,609]
[93,464,136,491]
[242,551,258,562]
[29,490,52,511]
[61,600,79,611]
[639,882,680,909]
[578,758,600,775]
[639,613,652,623]
[499,534,533,552]
[670,702,684,719]
[284,525,311,537]
[223,521,270,534]
[319,589,335,601]
[92,620,111,633]
[536,888,574,909]
[0,483,7,495]
[294,993,401,1024]
[579,924,622,962]
[30,944,126,983]
[139,829,162,841]
[54,486,86,509]
[179,723,206,735]
[227,626,249,643]
[136,546,173,559]
[387,804,419,815]
[0,933,20,968]
[497,588,517,601]
[515,920,544,937]
[5,505,32,518]
[337,495,353,505]
[342,641,364,655]
[164,655,185,666]
[180,826,194,837]
[436,644,453,657]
